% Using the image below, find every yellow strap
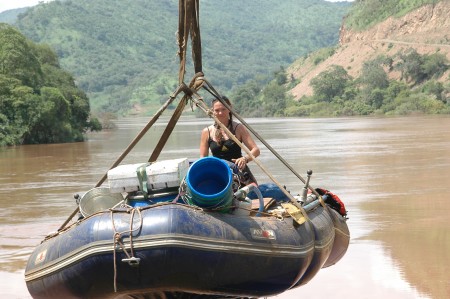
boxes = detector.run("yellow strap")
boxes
[281,202,306,225]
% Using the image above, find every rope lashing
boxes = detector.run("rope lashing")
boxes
[148,72,205,163]
[177,0,202,84]
[57,83,186,231]
[200,78,326,208]
[111,208,143,292]
[189,94,310,222]
[59,0,205,231]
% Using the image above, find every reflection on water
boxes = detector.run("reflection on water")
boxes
[276,241,428,299]
[1,115,449,298]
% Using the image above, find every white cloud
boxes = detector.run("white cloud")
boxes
[0,0,52,13]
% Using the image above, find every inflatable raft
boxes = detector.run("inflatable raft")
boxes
[25,157,349,299]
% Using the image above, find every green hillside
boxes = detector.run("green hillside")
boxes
[279,0,450,117]
[13,0,350,115]
[345,0,440,30]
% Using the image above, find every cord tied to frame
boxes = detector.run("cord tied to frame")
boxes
[111,208,143,292]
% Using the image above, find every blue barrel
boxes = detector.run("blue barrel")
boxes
[184,157,233,211]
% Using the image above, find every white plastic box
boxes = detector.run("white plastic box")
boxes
[107,158,189,193]
[147,158,189,189]
[107,163,146,193]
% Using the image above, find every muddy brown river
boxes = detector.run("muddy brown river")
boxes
[1,116,449,298]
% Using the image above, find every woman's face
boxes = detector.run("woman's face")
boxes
[212,101,230,124]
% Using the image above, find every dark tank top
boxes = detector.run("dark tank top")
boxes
[208,123,242,162]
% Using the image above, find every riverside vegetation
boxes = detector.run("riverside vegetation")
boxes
[10,0,349,115]
[234,47,449,117]
[233,0,450,117]
[0,24,101,146]
[1,0,449,146]
[1,0,348,146]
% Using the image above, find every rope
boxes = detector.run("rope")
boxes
[201,78,326,208]
[148,96,187,162]
[57,0,326,234]
[148,73,205,163]
[58,84,186,231]
[111,208,143,292]
[190,93,310,221]
[177,0,202,84]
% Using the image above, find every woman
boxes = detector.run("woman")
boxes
[200,96,260,184]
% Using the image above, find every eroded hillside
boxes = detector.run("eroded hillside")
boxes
[289,1,450,100]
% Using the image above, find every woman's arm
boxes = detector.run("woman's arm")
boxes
[234,124,260,169]
[199,127,210,157]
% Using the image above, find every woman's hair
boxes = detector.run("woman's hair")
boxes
[212,96,233,145]
[212,96,233,124]
[212,95,231,106]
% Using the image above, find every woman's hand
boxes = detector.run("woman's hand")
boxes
[232,156,248,170]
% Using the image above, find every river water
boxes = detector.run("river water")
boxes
[0,116,449,299]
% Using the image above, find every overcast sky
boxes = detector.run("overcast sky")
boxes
[0,0,47,13]
[0,0,353,14]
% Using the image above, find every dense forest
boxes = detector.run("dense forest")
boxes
[1,0,449,146]
[0,24,101,146]
[231,48,449,117]
[0,7,28,24]
[11,0,350,115]
[230,0,450,117]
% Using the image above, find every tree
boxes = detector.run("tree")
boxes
[23,87,72,144]
[0,24,101,146]
[421,80,444,102]
[396,49,449,85]
[274,66,288,85]
[232,78,265,117]
[310,65,352,102]
[0,24,43,89]
[422,52,448,80]
[396,48,425,84]
[360,58,389,90]
[262,81,287,116]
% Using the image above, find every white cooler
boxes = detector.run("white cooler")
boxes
[107,158,189,193]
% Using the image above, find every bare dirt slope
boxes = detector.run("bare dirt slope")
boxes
[288,1,450,100]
